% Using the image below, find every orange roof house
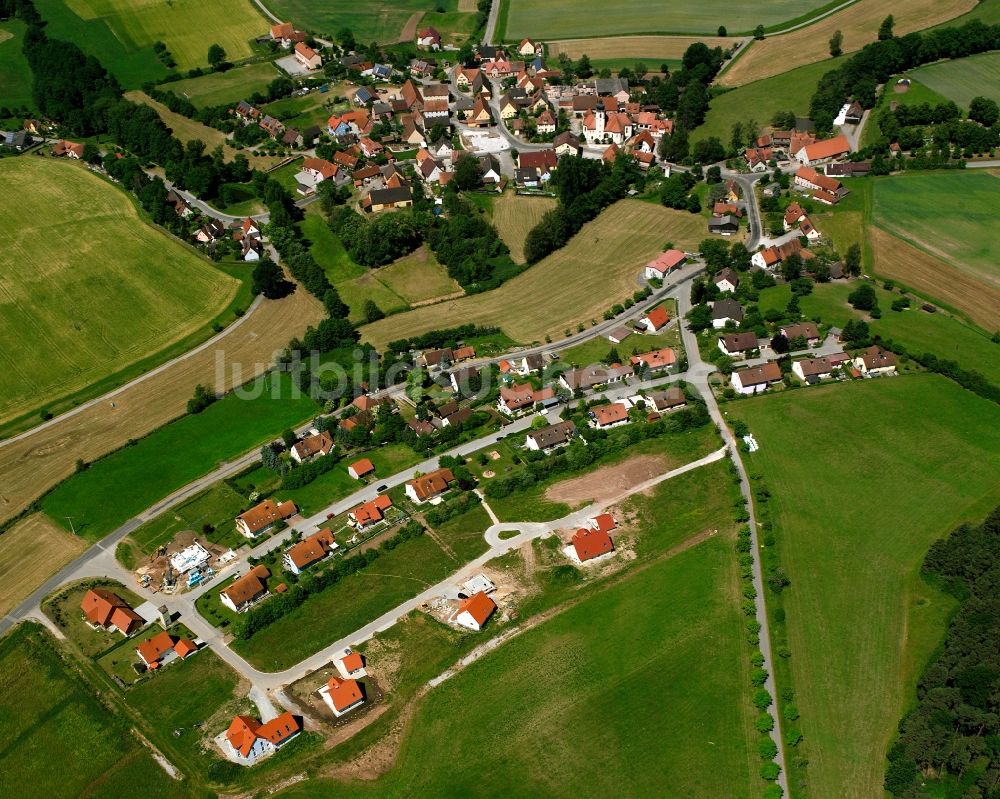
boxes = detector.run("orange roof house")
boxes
[348,458,376,480]
[640,306,671,332]
[340,651,365,676]
[236,499,297,538]
[319,676,365,716]
[405,467,455,503]
[452,591,496,631]
[220,565,270,613]
[795,134,850,164]
[348,495,393,529]
[589,402,630,428]
[283,528,338,574]
[630,347,677,371]
[643,249,686,279]
[571,527,614,563]
[225,712,301,762]
[136,631,198,667]
[80,588,144,635]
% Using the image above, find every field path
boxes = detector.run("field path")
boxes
[398,13,422,44]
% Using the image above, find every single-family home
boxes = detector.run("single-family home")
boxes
[270,22,304,47]
[283,528,338,575]
[709,215,740,235]
[536,109,556,134]
[294,42,322,70]
[319,676,365,716]
[559,364,633,391]
[405,467,455,504]
[731,362,783,395]
[510,354,544,375]
[367,186,413,212]
[784,202,806,230]
[711,298,745,329]
[780,322,821,347]
[53,139,84,158]
[455,66,480,88]
[518,37,541,57]
[348,495,393,530]
[241,238,263,262]
[713,202,742,217]
[638,305,671,332]
[553,131,581,157]
[451,591,496,631]
[646,387,687,413]
[136,631,197,668]
[235,499,297,538]
[220,565,270,613]
[714,267,740,293]
[751,246,780,271]
[744,147,773,172]
[589,402,630,429]
[80,588,144,635]
[643,249,686,280]
[347,458,376,480]
[630,348,677,372]
[225,712,301,765]
[719,332,759,358]
[792,356,834,382]
[853,345,897,376]
[570,526,614,564]
[497,383,556,415]
[795,134,850,165]
[467,96,492,126]
[525,420,576,452]
[799,216,821,240]
[416,26,441,49]
[290,430,334,463]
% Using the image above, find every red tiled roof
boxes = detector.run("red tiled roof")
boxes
[591,403,628,426]
[457,591,496,626]
[325,676,364,711]
[341,652,364,673]
[407,467,455,501]
[349,458,376,477]
[572,527,614,562]
[643,306,670,330]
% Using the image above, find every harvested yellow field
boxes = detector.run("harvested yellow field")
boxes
[360,200,704,349]
[548,35,731,62]
[458,0,477,10]
[125,91,285,170]
[869,226,1000,331]
[492,192,557,264]
[719,0,977,87]
[0,514,86,617]
[0,283,325,527]
[376,247,463,304]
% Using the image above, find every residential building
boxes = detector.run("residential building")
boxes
[283,529,338,575]
[780,322,821,347]
[294,42,322,70]
[367,186,413,212]
[714,267,739,293]
[80,588,144,635]
[497,383,556,415]
[795,134,850,165]
[711,299,744,329]
[570,526,614,563]
[559,364,633,391]
[270,22,304,47]
[236,499,297,538]
[638,305,671,332]
[553,131,582,157]
[853,345,898,376]
[225,712,301,765]
[290,430,334,463]
[53,139,84,158]
[136,631,197,668]
[416,26,441,49]
[220,566,270,613]
[792,356,834,382]
[525,420,577,452]
[794,166,847,200]
[451,591,496,631]
[320,676,365,716]
[731,362,783,395]
[347,495,393,530]
[719,332,759,357]
[348,458,376,480]
[643,249,686,280]
[405,467,455,504]
[646,387,687,413]
[630,348,677,372]
[589,402,630,429]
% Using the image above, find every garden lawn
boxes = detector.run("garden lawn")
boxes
[0,624,192,799]
[231,531,462,670]
[909,50,1000,107]
[429,502,493,562]
[0,157,239,427]
[41,371,319,541]
[0,21,34,111]
[733,375,1000,799]
[166,61,283,108]
[560,323,678,367]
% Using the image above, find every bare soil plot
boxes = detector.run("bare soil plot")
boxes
[719,0,976,86]
[548,35,731,63]
[545,454,667,505]
[398,12,422,43]
[0,513,87,617]
[869,227,1000,331]
[491,192,556,264]
[360,201,705,349]
[0,284,325,528]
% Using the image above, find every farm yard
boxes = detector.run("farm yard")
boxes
[263,0,442,43]
[0,158,239,428]
[164,62,284,108]
[490,192,556,264]
[0,515,86,618]
[359,201,705,349]
[734,376,1000,799]
[33,0,267,86]
[908,51,1000,107]
[717,0,976,86]
[502,0,829,39]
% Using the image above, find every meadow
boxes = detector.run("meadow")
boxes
[34,0,267,86]
[264,0,440,43]
[908,51,1000,107]
[0,157,239,427]
[503,0,828,39]
[490,191,556,264]
[273,459,761,798]
[734,376,1000,799]
[166,62,283,108]
[696,57,844,146]
[40,371,320,541]
[0,623,193,799]
[718,0,975,86]
[0,21,34,112]
[360,201,706,349]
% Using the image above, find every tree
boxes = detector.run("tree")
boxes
[781,252,803,282]
[251,258,290,299]
[576,53,593,79]
[693,136,725,164]
[706,165,722,183]
[207,44,226,68]
[754,24,765,40]
[969,96,1000,127]
[841,318,870,347]
[282,428,298,447]
[829,29,843,57]
[454,154,482,190]
[659,126,689,162]
[717,25,727,37]
[771,110,796,130]
[82,142,102,165]
[845,242,862,276]
[848,283,877,311]
[878,14,894,40]
[187,384,216,414]
[770,334,789,354]
[685,303,713,332]
[337,27,356,50]
[363,299,385,323]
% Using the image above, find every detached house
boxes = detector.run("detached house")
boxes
[643,249,686,281]
[220,565,270,613]
[569,525,614,564]
[225,712,301,765]
[451,591,496,631]
[294,42,322,70]
[236,499,297,538]
[712,298,745,329]
[405,467,455,504]
[646,387,687,413]
[560,364,633,392]
[136,631,198,669]
[638,305,671,332]
[80,588,144,635]
[714,267,740,293]
[792,356,835,382]
[525,420,576,452]
[497,383,556,415]
[416,26,441,49]
[320,676,365,716]
[853,345,897,376]
[290,430,334,463]
[589,402,630,429]
[348,495,393,530]
[731,362,783,395]
[719,332,759,358]
[347,458,375,480]
[630,347,677,372]
[780,322,821,347]
[283,528,338,575]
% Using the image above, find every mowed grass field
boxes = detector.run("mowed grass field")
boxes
[166,62,283,108]
[504,0,827,39]
[491,192,556,264]
[0,514,86,618]
[734,376,1000,799]
[0,623,192,799]
[360,201,705,349]
[718,0,976,86]
[909,50,1000,107]
[0,21,34,111]
[39,0,266,84]
[0,158,239,426]
[265,0,439,43]
[546,35,730,64]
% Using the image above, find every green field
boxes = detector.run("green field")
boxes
[166,61,282,108]
[265,0,439,43]
[504,0,830,39]
[734,376,1000,799]
[0,623,193,799]
[0,157,241,428]
[0,21,34,112]
[41,371,319,541]
[34,0,267,87]
[274,458,762,798]
[697,56,845,145]
[910,50,1000,107]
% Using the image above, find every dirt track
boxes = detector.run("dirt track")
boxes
[0,285,324,527]
[545,454,667,505]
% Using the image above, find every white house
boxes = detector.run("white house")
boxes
[713,267,739,294]
[319,676,365,717]
[525,420,576,452]
[643,249,686,280]
[853,345,898,376]
[718,332,758,358]
[731,362,782,395]
[451,591,496,631]
[792,356,834,382]
[224,713,301,765]
[405,468,455,503]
